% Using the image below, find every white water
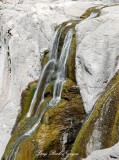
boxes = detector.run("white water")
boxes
[5,27,73,160]
[27,26,62,118]
[49,29,73,107]
[26,29,73,134]
[27,59,56,117]
[49,26,62,60]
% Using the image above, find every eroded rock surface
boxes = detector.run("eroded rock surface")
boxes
[76,5,119,113]
[85,142,119,160]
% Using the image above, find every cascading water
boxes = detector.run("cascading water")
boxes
[2,8,100,160]
[49,29,73,107]
[27,59,56,117]
[4,25,73,160]
[49,26,62,60]
[27,27,62,118]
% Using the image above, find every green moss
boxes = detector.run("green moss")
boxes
[67,29,76,82]
[111,109,119,144]
[80,7,101,20]
[55,20,79,59]
[55,20,79,32]
[21,82,38,115]
[41,52,49,68]
[16,136,37,160]
[29,78,86,160]
[62,79,83,105]
[2,117,30,159]
[35,84,86,159]
[79,4,119,22]
[5,82,85,160]
[44,83,53,98]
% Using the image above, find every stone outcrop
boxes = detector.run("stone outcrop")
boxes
[76,4,119,113]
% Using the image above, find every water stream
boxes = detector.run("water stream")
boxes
[5,26,73,160]
[49,29,73,107]
[3,9,100,160]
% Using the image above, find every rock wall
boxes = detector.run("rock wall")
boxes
[85,142,119,160]
[76,5,119,113]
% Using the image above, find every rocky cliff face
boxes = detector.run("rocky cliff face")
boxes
[76,4,119,113]
[0,0,119,160]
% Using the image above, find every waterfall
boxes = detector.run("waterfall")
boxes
[0,6,103,159]
[2,6,101,159]
[5,27,73,160]
[27,26,63,118]
[49,26,62,60]
[49,29,73,107]
[25,29,73,137]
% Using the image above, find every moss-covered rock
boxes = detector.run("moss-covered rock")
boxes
[55,20,79,60]
[14,80,86,160]
[4,78,86,160]
[2,96,52,160]
[68,71,119,160]
[41,51,49,68]
[44,83,53,98]
[16,137,37,160]
[21,81,38,116]
[67,29,76,82]
[80,7,101,19]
